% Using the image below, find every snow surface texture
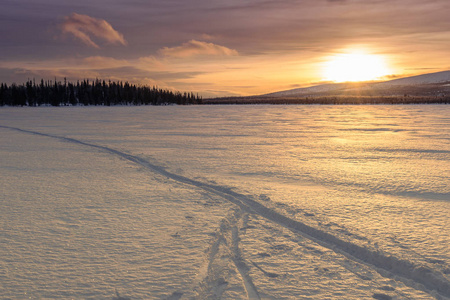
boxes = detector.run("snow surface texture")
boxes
[0,106,449,299]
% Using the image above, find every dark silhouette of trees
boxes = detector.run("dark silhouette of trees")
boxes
[0,79,202,107]
[203,95,450,105]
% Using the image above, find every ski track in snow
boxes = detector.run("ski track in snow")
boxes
[197,210,260,299]
[2,125,449,299]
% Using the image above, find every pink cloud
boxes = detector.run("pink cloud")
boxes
[159,40,238,58]
[61,13,127,48]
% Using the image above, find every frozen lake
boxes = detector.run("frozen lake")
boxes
[0,105,449,299]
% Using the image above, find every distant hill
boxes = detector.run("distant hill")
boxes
[204,70,450,104]
[264,83,350,97]
[263,70,450,98]
[375,70,450,86]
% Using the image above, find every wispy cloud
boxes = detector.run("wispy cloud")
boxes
[61,13,127,48]
[159,40,238,58]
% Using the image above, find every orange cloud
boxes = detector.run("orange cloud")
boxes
[61,13,127,48]
[159,40,238,58]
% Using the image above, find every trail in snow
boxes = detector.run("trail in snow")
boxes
[192,209,260,299]
[228,212,261,300]
[2,125,449,299]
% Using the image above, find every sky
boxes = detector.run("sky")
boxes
[1,0,450,97]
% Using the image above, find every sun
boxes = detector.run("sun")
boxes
[322,50,391,82]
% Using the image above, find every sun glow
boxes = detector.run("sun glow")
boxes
[323,50,391,82]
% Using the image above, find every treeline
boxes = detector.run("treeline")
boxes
[0,79,202,106]
[203,95,450,105]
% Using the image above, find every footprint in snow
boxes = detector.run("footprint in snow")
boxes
[372,293,392,300]
[165,291,183,300]
[112,289,130,300]
[251,261,280,278]
[257,252,271,258]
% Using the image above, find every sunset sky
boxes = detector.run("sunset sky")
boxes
[1,0,450,97]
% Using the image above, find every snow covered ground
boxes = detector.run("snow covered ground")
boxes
[0,105,449,299]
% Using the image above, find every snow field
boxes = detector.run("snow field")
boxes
[0,131,235,299]
[0,105,449,299]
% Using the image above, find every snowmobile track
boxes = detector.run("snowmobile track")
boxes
[2,125,449,299]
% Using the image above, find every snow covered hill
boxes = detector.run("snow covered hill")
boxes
[265,70,450,97]
[264,83,350,97]
[376,70,450,86]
